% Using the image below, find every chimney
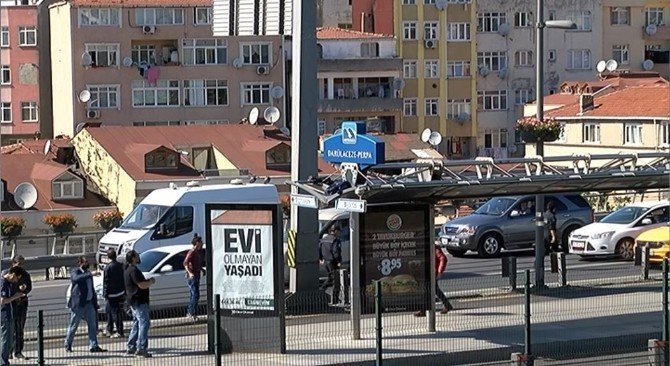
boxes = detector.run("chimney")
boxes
[579,93,594,115]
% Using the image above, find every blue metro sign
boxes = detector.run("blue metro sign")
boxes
[322,121,385,167]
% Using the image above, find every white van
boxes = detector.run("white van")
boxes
[96,183,279,266]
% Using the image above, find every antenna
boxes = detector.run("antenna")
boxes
[13,182,38,210]
[605,59,618,72]
[428,131,443,147]
[271,86,285,99]
[263,106,281,124]
[596,60,607,73]
[122,57,134,67]
[43,140,51,155]
[643,59,654,71]
[420,128,432,143]
[279,126,291,136]
[248,107,259,125]
[232,58,243,68]
[78,90,91,103]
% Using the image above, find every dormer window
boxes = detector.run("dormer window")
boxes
[145,147,179,170]
[266,144,291,170]
[52,173,84,200]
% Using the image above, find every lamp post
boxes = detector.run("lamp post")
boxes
[533,0,576,288]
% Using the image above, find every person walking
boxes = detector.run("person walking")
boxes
[103,249,125,338]
[125,250,155,358]
[415,247,454,317]
[1,267,25,366]
[6,256,31,360]
[183,234,203,320]
[319,227,342,305]
[64,256,106,353]
[545,200,558,253]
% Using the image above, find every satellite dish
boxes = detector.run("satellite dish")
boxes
[263,106,281,124]
[81,52,92,67]
[498,23,510,36]
[122,57,133,67]
[646,24,658,36]
[279,126,291,136]
[457,112,470,123]
[248,107,259,125]
[435,0,448,11]
[78,90,91,103]
[498,68,507,79]
[43,140,51,155]
[596,60,607,73]
[643,59,654,71]
[428,131,443,146]
[420,128,432,143]
[605,59,618,72]
[13,182,38,210]
[232,58,243,68]
[479,66,490,77]
[75,123,86,134]
[393,78,405,90]
[271,86,284,99]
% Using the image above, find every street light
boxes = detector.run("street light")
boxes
[533,0,576,289]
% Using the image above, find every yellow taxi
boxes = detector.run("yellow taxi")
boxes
[635,224,670,264]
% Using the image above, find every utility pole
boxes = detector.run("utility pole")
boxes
[534,0,546,288]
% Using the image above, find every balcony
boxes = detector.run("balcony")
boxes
[318,97,402,113]
[643,24,670,41]
[318,58,402,72]
[645,50,670,64]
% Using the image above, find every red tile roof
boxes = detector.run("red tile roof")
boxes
[317,27,393,40]
[68,0,211,7]
[1,138,70,156]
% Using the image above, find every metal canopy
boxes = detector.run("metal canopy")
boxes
[290,152,670,204]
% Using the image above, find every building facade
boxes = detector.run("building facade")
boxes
[49,0,288,138]
[0,4,40,144]
[352,0,394,35]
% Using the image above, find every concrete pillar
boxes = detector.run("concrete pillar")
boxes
[327,77,335,99]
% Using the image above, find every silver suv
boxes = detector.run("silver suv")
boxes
[440,195,593,257]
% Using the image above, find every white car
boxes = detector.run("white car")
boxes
[67,245,206,311]
[569,201,669,259]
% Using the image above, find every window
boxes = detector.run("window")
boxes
[132,45,155,65]
[515,50,533,67]
[424,98,438,116]
[242,83,271,105]
[1,65,9,85]
[134,121,181,126]
[447,61,471,77]
[447,23,470,41]
[477,51,507,71]
[446,99,470,119]
[612,44,629,65]
[402,0,415,4]
[583,123,600,143]
[515,89,533,105]
[610,7,629,25]
[135,8,184,25]
[548,49,556,62]
[424,59,439,78]
[132,80,180,107]
[514,12,532,27]
[477,12,506,33]
[184,120,228,126]
[646,8,665,26]
[78,8,121,26]
[183,39,227,65]
[21,102,38,122]
[477,90,507,110]
[482,129,507,148]
[194,7,213,25]
[52,180,84,200]
[87,85,119,109]
[424,0,435,4]
[660,121,670,147]
[567,49,591,69]
[317,120,326,135]
[567,11,591,30]
[500,129,508,148]
[404,98,417,116]
[241,43,271,65]
[624,123,642,144]
[85,44,119,67]
[161,251,187,272]
[1,103,10,123]
[184,80,228,106]
[158,206,194,238]
[18,27,37,46]
[1,27,9,47]
[403,60,417,78]
[360,42,379,57]
[403,22,417,39]
[424,22,438,40]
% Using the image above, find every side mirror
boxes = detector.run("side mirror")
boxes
[160,265,173,273]
[510,210,520,218]
[641,218,653,225]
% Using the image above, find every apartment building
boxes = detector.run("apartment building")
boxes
[602,0,669,78]
[0,3,40,144]
[49,0,287,138]
[475,0,603,158]
[352,0,394,34]
[395,0,477,159]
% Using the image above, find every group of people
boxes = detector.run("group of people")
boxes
[1,256,31,366]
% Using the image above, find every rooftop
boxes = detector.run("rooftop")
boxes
[316,27,393,40]
[67,0,211,7]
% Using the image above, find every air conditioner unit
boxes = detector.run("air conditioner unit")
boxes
[142,25,156,34]
[424,39,436,49]
[256,65,270,75]
[86,110,101,119]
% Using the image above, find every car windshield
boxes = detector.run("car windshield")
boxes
[120,204,170,230]
[137,251,168,273]
[600,206,648,224]
[474,198,516,216]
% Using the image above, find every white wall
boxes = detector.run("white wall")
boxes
[320,39,396,59]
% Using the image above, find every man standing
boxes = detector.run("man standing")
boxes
[319,227,342,305]
[183,234,203,320]
[125,250,155,358]
[7,256,31,360]
[103,249,125,338]
[64,256,106,353]
[1,267,25,366]
[415,247,454,317]
[545,200,558,253]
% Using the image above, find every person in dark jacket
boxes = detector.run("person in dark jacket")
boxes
[319,227,342,305]
[545,200,558,253]
[183,234,203,320]
[1,267,25,366]
[5,256,31,360]
[103,249,125,338]
[415,247,454,317]
[64,256,106,353]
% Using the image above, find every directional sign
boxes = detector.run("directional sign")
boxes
[336,198,367,213]
[290,194,318,209]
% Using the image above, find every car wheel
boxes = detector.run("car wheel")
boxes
[446,248,467,257]
[616,239,635,261]
[478,233,502,257]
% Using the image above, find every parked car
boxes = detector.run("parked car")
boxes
[439,194,593,257]
[635,224,670,264]
[569,201,669,259]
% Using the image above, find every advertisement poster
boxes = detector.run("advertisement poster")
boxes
[360,204,431,314]
[211,209,275,315]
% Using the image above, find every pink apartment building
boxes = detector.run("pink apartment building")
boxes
[1,4,40,144]
[49,0,287,138]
